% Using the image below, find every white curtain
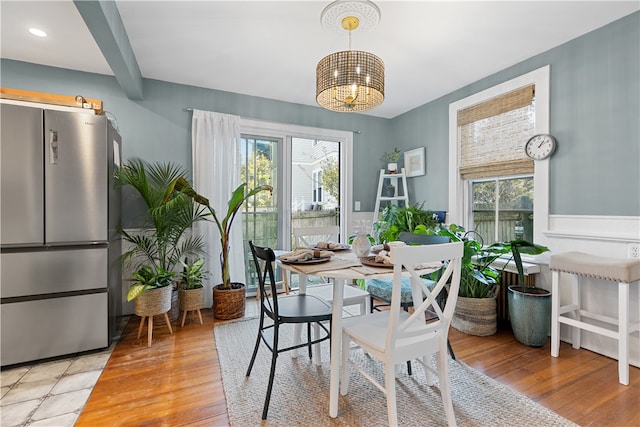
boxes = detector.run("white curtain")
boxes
[191,110,244,307]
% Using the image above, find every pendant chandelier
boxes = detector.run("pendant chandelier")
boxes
[316,0,384,113]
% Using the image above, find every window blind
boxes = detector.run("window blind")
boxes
[458,85,535,179]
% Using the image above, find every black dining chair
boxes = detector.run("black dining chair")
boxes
[246,241,333,420]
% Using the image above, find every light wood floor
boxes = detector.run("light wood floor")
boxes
[76,302,639,426]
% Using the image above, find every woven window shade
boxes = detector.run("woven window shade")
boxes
[458,85,534,126]
[458,85,535,180]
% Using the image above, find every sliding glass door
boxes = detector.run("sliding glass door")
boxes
[240,135,279,294]
[290,137,341,239]
[239,120,353,295]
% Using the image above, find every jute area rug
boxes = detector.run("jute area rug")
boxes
[215,318,577,427]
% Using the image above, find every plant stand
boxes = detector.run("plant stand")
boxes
[213,283,246,320]
[373,168,409,224]
[179,287,205,327]
[452,286,499,336]
[134,285,173,347]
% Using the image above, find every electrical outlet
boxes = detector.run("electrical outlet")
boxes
[628,243,640,259]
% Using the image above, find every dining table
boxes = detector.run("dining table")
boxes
[276,248,441,418]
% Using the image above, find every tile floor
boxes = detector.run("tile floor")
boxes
[0,291,360,427]
[0,317,129,427]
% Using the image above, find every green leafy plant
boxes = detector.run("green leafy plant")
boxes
[179,258,207,290]
[127,265,176,301]
[173,178,273,290]
[373,203,439,243]
[384,147,401,162]
[116,160,209,301]
[115,159,208,273]
[485,239,550,292]
[436,224,501,298]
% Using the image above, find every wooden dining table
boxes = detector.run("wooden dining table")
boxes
[277,249,440,418]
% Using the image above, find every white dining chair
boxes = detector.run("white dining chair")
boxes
[291,226,370,316]
[340,242,463,426]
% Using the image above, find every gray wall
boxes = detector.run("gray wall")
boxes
[0,61,391,226]
[1,12,638,219]
[392,12,639,216]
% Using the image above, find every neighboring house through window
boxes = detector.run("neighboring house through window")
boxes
[312,169,323,204]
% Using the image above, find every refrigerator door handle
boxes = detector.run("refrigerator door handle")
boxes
[49,130,58,164]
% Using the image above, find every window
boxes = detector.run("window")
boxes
[459,85,535,244]
[471,176,533,245]
[448,66,550,243]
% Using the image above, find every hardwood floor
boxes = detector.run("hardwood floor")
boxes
[77,302,639,426]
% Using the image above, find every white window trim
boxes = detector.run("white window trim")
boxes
[239,118,353,249]
[448,65,550,244]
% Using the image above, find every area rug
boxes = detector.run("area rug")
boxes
[214,318,577,427]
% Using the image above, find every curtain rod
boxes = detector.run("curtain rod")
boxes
[185,107,361,134]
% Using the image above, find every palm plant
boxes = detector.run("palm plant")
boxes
[172,177,272,290]
[115,159,209,292]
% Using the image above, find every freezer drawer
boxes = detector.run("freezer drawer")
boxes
[1,247,107,298]
[1,292,108,366]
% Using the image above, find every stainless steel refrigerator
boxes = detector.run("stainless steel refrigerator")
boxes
[1,102,122,366]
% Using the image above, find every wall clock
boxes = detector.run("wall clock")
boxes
[525,134,557,160]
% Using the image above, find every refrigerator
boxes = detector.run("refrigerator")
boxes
[0,102,122,366]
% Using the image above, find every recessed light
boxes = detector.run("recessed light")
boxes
[29,28,47,37]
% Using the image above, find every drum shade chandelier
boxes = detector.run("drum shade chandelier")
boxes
[316,0,384,113]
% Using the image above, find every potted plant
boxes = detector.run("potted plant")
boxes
[372,203,439,244]
[384,147,401,173]
[437,225,502,336]
[485,239,550,347]
[178,258,207,326]
[381,183,396,197]
[173,178,272,320]
[116,159,209,322]
[127,265,177,346]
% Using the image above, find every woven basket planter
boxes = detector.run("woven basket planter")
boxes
[179,287,205,312]
[452,286,499,336]
[213,283,246,320]
[134,285,173,317]
[165,287,180,324]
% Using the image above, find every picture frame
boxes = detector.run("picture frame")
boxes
[404,147,426,177]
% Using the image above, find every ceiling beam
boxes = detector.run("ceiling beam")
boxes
[74,0,143,100]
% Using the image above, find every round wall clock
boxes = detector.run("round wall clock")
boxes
[525,134,557,160]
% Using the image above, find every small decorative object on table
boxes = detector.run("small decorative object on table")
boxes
[349,221,374,258]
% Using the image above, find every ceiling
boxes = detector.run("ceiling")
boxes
[1,1,638,119]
